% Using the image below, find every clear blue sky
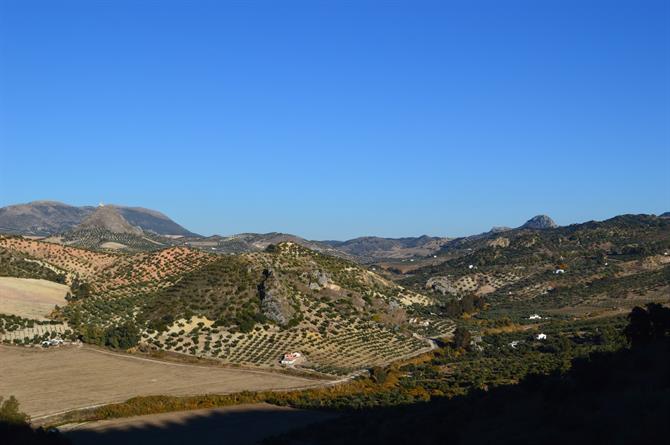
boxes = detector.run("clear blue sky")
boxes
[1,0,668,239]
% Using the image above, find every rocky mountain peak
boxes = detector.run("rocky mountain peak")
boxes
[76,206,143,235]
[521,215,558,230]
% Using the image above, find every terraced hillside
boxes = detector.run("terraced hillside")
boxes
[0,237,451,374]
[399,214,670,319]
[0,236,213,294]
[58,228,171,252]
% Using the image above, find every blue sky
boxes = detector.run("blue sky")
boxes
[1,0,668,239]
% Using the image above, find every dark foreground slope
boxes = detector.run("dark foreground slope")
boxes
[267,307,670,445]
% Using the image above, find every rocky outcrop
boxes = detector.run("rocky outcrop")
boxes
[488,237,510,248]
[426,276,459,295]
[521,215,558,230]
[259,269,295,326]
[308,270,331,290]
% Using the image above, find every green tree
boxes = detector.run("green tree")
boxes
[0,395,29,424]
[452,327,471,351]
[104,323,140,349]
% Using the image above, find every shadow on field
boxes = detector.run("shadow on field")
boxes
[64,405,336,445]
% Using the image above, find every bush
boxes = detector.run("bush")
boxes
[104,323,141,349]
[0,396,28,424]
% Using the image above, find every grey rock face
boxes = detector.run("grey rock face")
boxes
[521,215,558,230]
[259,269,295,326]
[426,276,459,295]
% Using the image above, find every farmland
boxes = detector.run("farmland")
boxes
[0,344,323,421]
[0,277,69,320]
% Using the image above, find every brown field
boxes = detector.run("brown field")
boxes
[99,241,128,250]
[0,277,69,319]
[63,403,337,445]
[0,345,323,421]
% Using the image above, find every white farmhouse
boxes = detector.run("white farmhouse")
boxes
[280,352,302,365]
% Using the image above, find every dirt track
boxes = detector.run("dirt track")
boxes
[0,345,323,420]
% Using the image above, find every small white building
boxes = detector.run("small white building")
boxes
[280,352,302,365]
[409,318,430,327]
[555,269,565,274]
[536,333,547,340]
[529,314,542,320]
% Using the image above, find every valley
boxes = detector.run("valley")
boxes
[0,203,669,444]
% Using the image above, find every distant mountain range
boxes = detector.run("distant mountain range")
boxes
[0,201,197,237]
[1,200,666,262]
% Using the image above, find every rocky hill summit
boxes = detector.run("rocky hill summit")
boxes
[76,206,143,235]
[520,215,558,230]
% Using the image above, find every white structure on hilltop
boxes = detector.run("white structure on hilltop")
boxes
[536,333,547,340]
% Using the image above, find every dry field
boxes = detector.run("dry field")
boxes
[0,345,323,420]
[0,277,69,319]
[63,403,336,445]
[99,241,127,250]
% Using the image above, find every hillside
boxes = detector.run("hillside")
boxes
[394,214,670,320]
[187,233,339,256]
[180,233,452,263]
[321,235,451,262]
[2,211,669,375]
[0,237,450,374]
[0,201,90,236]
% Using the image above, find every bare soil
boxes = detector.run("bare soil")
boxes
[0,277,69,319]
[0,345,323,420]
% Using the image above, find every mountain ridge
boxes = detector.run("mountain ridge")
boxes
[0,201,197,237]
